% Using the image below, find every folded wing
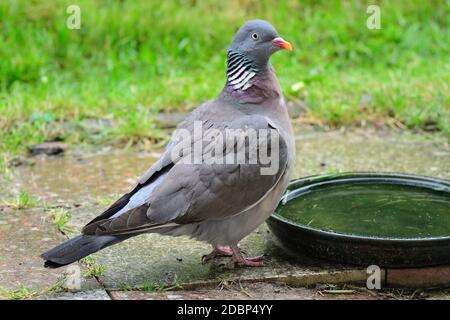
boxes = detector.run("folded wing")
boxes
[82,114,288,236]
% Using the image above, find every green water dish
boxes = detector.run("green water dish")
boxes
[267,172,450,267]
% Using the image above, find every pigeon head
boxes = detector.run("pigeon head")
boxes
[229,20,292,67]
[226,20,292,91]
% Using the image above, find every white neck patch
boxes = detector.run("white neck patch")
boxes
[226,50,259,91]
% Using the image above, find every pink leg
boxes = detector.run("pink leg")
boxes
[202,245,233,263]
[229,247,264,267]
[215,245,233,256]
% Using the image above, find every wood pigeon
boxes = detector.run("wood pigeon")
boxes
[42,19,295,268]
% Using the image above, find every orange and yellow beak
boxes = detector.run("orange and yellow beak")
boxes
[272,37,293,51]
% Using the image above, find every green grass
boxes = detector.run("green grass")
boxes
[0,278,65,300]
[79,256,106,277]
[47,207,75,235]
[2,191,39,209]
[0,0,448,161]
[0,285,41,300]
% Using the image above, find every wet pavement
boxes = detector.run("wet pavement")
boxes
[292,125,449,179]
[0,207,67,290]
[0,124,449,299]
[9,151,162,205]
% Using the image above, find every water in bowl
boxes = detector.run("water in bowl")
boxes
[276,183,450,238]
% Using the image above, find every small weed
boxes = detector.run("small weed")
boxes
[0,285,38,300]
[79,256,106,277]
[17,192,31,208]
[2,191,38,209]
[47,208,75,236]
[0,277,66,300]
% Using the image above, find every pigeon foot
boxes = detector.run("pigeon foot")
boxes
[202,245,233,263]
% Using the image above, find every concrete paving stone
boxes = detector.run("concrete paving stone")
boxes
[0,207,68,290]
[11,151,160,206]
[293,126,449,179]
[0,207,104,298]
[38,289,111,300]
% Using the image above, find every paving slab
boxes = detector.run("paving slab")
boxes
[0,207,68,290]
[0,207,105,298]
[38,289,111,300]
[293,126,449,178]
[11,151,161,206]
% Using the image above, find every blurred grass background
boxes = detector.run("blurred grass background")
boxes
[0,0,449,162]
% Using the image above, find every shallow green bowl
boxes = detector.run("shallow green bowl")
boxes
[267,172,450,268]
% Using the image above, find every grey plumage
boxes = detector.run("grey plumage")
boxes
[42,19,295,268]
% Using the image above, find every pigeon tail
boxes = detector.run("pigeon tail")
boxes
[41,234,124,268]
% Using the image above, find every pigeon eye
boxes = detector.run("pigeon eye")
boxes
[251,33,259,40]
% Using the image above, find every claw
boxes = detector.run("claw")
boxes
[229,247,264,267]
[244,255,264,262]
